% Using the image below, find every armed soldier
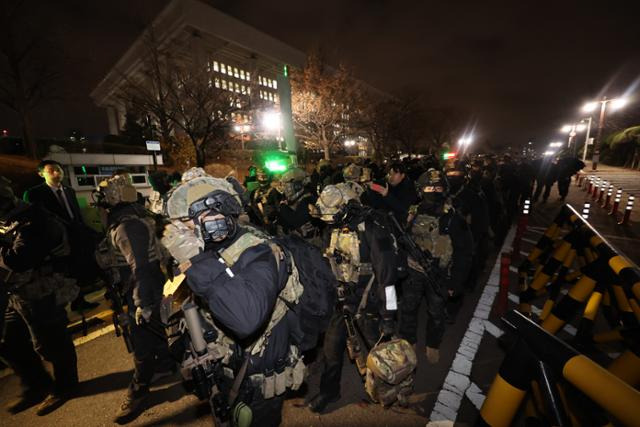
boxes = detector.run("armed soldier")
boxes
[277,168,321,242]
[306,183,401,413]
[0,177,79,416]
[160,169,306,427]
[94,175,171,424]
[247,168,282,234]
[398,169,473,363]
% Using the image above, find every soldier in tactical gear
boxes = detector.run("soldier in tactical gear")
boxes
[161,169,305,427]
[306,183,399,413]
[277,168,321,241]
[94,174,172,424]
[399,169,473,363]
[0,176,79,416]
[247,168,282,234]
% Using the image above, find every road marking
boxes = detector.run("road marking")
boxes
[465,382,486,410]
[73,324,115,347]
[522,237,538,245]
[428,225,516,424]
[483,321,504,338]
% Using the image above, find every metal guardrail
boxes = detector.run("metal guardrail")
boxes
[477,204,640,427]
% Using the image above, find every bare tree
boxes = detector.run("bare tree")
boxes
[423,106,465,150]
[393,95,428,156]
[0,0,58,158]
[356,95,398,163]
[117,29,242,167]
[291,52,363,160]
[164,61,242,167]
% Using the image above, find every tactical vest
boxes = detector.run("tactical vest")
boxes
[325,222,373,283]
[409,214,453,272]
[214,229,305,397]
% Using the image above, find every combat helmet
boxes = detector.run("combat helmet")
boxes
[313,183,360,223]
[416,168,449,215]
[96,174,138,207]
[164,168,243,243]
[280,168,308,203]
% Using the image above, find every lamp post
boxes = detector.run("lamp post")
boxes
[582,97,628,170]
[581,116,592,162]
[561,123,586,156]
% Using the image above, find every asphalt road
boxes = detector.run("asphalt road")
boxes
[1,163,638,426]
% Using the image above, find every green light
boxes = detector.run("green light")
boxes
[283,65,288,77]
[81,165,87,175]
[265,159,287,172]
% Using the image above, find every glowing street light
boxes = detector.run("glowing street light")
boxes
[262,111,282,132]
[344,139,356,147]
[581,96,629,170]
[543,150,555,156]
[549,142,563,148]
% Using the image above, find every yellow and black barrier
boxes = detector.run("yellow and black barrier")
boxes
[477,311,640,427]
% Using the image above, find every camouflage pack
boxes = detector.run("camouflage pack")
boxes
[365,338,417,406]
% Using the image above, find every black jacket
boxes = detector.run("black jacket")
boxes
[0,204,67,276]
[184,228,293,374]
[440,210,473,293]
[107,204,165,308]
[23,182,84,224]
[368,176,417,225]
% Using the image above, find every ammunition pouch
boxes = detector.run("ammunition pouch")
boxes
[248,346,306,399]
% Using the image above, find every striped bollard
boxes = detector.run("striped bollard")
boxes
[602,185,613,209]
[609,189,622,217]
[582,202,591,219]
[597,181,607,204]
[592,179,601,201]
[586,177,593,194]
[618,196,634,226]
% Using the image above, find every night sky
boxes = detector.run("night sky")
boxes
[3,0,640,151]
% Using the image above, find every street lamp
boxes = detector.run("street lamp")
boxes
[458,135,473,154]
[581,96,629,170]
[549,141,563,148]
[561,123,586,156]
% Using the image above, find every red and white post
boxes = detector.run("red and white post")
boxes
[609,189,622,217]
[618,196,635,226]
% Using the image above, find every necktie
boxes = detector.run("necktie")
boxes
[56,188,73,220]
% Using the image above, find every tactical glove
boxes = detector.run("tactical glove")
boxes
[135,306,153,325]
[161,220,204,264]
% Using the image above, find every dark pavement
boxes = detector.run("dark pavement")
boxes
[1,166,638,426]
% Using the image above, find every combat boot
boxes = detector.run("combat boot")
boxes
[307,392,340,413]
[6,389,48,414]
[114,388,149,424]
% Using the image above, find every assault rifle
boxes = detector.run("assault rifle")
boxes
[338,284,370,377]
[387,212,444,298]
[102,271,135,353]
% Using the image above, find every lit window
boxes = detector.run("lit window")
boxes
[208,78,212,88]
[273,79,277,89]
[221,63,226,74]
[241,85,247,94]
[234,67,239,78]
[222,80,227,90]
[240,70,245,80]
[269,92,273,101]
[235,82,240,93]
[215,78,220,88]
[274,94,279,103]
[213,61,219,72]
[246,72,250,81]
[259,91,263,99]
[236,101,241,108]
[247,87,251,95]
[206,61,211,72]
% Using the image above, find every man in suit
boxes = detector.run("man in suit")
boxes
[24,160,100,311]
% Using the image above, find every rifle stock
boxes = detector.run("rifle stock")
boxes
[387,212,444,298]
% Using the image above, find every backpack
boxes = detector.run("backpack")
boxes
[273,234,337,352]
[218,229,336,354]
